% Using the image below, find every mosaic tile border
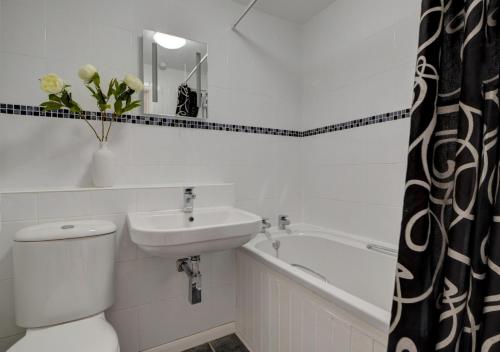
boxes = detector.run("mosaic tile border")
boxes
[301,108,411,137]
[0,103,410,138]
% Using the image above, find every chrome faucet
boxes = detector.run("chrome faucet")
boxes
[261,217,272,236]
[278,214,291,232]
[183,187,196,213]
[261,217,280,257]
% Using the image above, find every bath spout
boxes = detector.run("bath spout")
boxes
[260,217,280,257]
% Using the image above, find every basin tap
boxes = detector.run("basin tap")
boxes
[183,188,196,213]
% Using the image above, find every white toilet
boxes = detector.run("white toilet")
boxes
[8,220,120,352]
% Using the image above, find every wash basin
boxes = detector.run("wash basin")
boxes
[127,206,262,258]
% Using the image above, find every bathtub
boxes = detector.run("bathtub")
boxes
[235,225,397,352]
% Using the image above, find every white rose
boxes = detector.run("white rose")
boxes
[78,64,97,82]
[40,73,64,94]
[124,74,144,92]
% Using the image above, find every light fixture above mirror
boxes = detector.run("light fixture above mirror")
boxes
[153,32,187,50]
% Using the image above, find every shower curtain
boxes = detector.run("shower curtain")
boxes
[388,0,499,351]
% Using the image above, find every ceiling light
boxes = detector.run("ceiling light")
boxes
[153,32,186,49]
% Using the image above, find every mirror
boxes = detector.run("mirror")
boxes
[142,30,208,119]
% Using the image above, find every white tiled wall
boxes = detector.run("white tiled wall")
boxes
[0,0,303,188]
[300,0,420,129]
[0,115,302,222]
[0,184,239,351]
[299,0,420,245]
[0,0,301,130]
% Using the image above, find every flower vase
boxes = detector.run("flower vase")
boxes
[92,142,115,187]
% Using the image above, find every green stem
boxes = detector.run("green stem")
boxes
[105,113,116,141]
[78,111,102,142]
[101,111,105,141]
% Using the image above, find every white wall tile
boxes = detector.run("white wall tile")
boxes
[210,250,236,287]
[0,221,36,281]
[136,187,183,212]
[0,0,46,57]
[45,0,93,61]
[37,191,92,220]
[195,184,234,208]
[0,54,46,106]
[138,294,214,351]
[90,189,136,215]
[0,194,37,222]
[300,0,416,247]
[92,0,134,30]
[303,197,402,245]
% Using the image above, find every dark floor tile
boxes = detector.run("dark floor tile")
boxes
[182,343,213,352]
[210,334,249,352]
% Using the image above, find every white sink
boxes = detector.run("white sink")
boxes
[127,206,262,258]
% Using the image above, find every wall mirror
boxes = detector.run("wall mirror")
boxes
[142,30,208,119]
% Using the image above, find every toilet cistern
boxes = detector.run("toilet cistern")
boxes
[9,220,119,352]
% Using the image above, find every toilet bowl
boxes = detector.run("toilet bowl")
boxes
[8,313,119,352]
[7,220,119,352]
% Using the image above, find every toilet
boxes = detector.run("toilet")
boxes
[8,220,120,352]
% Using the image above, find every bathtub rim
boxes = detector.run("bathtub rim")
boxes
[241,223,396,333]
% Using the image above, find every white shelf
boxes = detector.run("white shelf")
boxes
[0,182,234,194]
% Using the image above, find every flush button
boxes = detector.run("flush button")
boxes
[61,225,75,230]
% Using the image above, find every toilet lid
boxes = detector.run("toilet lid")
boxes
[8,313,119,352]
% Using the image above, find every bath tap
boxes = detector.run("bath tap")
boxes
[278,214,291,233]
[183,187,196,213]
[261,217,271,229]
[260,217,272,238]
[261,217,281,257]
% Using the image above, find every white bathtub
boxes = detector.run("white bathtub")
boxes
[236,225,397,352]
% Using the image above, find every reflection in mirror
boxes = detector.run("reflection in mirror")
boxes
[142,30,208,119]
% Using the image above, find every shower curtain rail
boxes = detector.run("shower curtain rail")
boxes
[232,0,259,30]
[184,53,208,84]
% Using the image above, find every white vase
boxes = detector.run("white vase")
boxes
[92,142,115,187]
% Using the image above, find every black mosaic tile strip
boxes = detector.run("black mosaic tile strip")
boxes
[300,108,411,137]
[0,103,410,138]
[0,103,300,137]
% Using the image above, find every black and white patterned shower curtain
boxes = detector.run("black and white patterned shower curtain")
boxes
[388,0,500,351]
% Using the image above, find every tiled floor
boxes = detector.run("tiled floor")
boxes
[183,334,249,352]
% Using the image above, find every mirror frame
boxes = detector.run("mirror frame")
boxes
[141,30,208,120]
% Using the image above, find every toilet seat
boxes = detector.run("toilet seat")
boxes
[8,313,119,352]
